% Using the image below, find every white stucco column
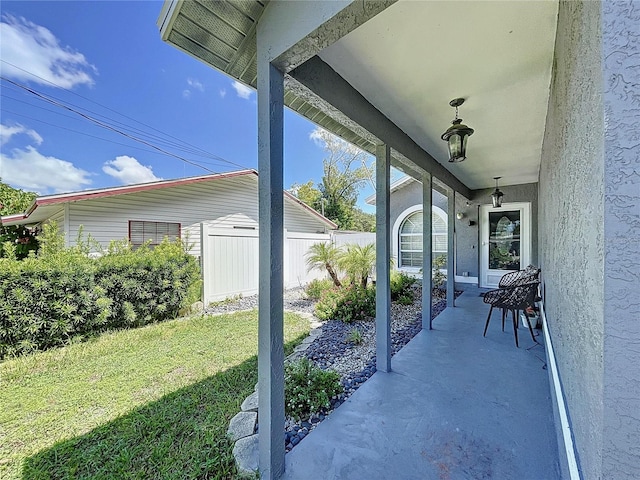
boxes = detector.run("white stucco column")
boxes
[422,173,433,329]
[257,44,285,479]
[376,144,391,372]
[446,187,456,307]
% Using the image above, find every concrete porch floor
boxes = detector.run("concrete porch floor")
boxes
[283,289,561,479]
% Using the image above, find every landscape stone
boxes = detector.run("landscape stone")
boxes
[227,411,257,442]
[232,434,259,477]
[241,391,258,412]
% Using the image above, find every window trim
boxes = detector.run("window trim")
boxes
[392,205,448,271]
[128,220,181,246]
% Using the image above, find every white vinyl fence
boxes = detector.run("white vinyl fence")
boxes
[332,231,376,248]
[200,224,331,304]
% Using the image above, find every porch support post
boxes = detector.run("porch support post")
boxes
[446,187,456,307]
[257,45,285,479]
[375,144,391,373]
[422,173,433,329]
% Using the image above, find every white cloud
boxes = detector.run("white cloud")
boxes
[309,127,328,147]
[0,122,43,146]
[182,89,191,99]
[0,146,92,193]
[187,77,204,92]
[0,14,96,89]
[102,156,161,185]
[219,88,227,98]
[232,80,253,99]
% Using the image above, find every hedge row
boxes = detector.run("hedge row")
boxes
[0,239,200,359]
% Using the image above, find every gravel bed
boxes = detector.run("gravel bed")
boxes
[213,284,458,453]
[282,285,458,453]
[205,287,316,315]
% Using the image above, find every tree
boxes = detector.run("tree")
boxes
[292,128,375,230]
[289,180,322,212]
[305,242,342,287]
[351,209,376,233]
[0,180,38,259]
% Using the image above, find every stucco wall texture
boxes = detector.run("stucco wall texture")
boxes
[540,1,639,479]
[601,1,640,478]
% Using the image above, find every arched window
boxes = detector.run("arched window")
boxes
[398,210,447,268]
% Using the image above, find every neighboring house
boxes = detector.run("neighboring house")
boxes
[159,1,639,479]
[1,169,337,301]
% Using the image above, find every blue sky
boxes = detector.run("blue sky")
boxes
[0,1,384,212]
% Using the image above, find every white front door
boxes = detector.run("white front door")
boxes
[479,202,531,288]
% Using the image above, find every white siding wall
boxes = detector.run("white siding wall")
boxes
[64,175,329,254]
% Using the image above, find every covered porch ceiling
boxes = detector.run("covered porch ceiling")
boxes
[158,0,558,192]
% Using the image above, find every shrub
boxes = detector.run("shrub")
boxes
[305,278,335,300]
[0,249,111,358]
[346,327,363,345]
[285,358,342,421]
[314,284,375,323]
[390,270,416,302]
[337,243,375,288]
[432,254,447,289]
[0,228,200,359]
[94,240,200,328]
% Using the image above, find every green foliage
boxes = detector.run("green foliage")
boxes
[0,228,200,359]
[337,243,376,288]
[351,208,376,232]
[305,278,335,300]
[314,284,375,323]
[290,180,322,211]
[0,247,111,358]
[0,181,39,259]
[346,327,363,345]
[305,242,342,287]
[290,129,374,231]
[94,240,200,330]
[432,254,447,289]
[285,357,342,421]
[390,270,417,302]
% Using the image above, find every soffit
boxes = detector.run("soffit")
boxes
[159,0,558,191]
[319,0,558,189]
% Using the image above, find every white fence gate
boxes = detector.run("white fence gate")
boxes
[200,224,331,304]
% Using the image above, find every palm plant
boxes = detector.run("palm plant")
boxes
[337,243,376,288]
[305,242,342,287]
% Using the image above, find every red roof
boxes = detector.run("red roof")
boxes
[1,170,337,229]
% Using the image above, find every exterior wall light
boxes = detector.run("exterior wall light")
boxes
[441,98,474,162]
[491,177,504,208]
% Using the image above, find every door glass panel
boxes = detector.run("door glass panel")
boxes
[488,210,521,270]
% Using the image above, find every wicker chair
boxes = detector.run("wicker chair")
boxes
[498,265,541,288]
[483,281,540,347]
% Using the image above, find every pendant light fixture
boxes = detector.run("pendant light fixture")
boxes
[491,177,504,208]
[441,98,474,162]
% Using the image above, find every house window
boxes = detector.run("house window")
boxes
[399,210,447,268]
[129,221,180,246]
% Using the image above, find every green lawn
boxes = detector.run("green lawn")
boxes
[0,310,310,480]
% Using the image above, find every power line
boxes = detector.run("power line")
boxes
[1,59,241,163]
[1,92,241,164]
[1,109,236,170]
[2,77,222,173]
[1,62,251,171]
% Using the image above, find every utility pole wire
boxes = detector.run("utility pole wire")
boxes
[2,76,217,173]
